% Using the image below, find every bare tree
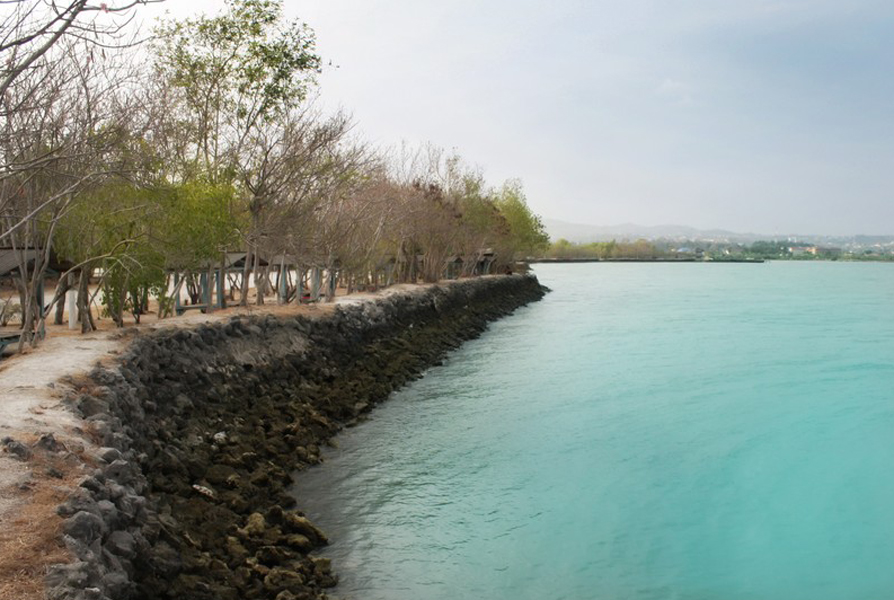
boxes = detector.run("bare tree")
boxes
[0,0,162,101]
[239,105,356,304]
[306,144,384,299]
[0,33,146,344]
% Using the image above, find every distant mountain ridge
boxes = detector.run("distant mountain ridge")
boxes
[543,219,751,242]
[542,218,894,247]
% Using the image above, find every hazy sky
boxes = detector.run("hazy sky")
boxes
[138,1,894,235]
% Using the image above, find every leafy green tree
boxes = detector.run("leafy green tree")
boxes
[55,180,241,328]
[154,0,324,304]
[152,0,321,180]
[100,243,167,326]
[494,179,550,259]
[54,183,157,330]
[452,172,505,274]
[746,240,790,259]
[157,181,243,271]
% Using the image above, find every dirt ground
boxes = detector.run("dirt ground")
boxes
[0,326,122,600]
[0,280,431,599]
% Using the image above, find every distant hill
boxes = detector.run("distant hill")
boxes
[542,219,763,243]
[541,219,894,249]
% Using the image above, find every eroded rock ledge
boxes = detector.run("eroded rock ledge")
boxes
[46,275,547,600]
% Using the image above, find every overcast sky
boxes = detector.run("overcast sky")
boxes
[138,1,894,235]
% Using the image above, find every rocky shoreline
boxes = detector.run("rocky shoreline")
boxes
[44,275,547,600]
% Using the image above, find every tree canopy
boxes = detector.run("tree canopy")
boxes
[0,0,552,342]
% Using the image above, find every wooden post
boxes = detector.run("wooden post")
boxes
[311,267,321,301]
[278,257,287,304]
[219,254,228,308]
[216,269,225,309]
[36,278,45,315]
[174,272,182,314]
[200,272,209,308]
[67,289,77,330]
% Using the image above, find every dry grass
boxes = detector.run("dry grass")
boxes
[0,438,84,600]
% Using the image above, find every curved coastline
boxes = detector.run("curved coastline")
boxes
[45,275,547,600]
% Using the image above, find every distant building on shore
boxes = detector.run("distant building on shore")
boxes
[788,245,841,257]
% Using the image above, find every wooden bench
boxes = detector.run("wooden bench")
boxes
[175,304,208,316]
[0,331,23,354]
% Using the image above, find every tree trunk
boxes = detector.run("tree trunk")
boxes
[207,265,215,311]
[239,248,252,306]
[219,253,228,309]
[228,274,238,300]
[254,257,266,306]
[53,273,74,325]
[77,268,95,333]
[14,278,33,351]
[324,262,336,303]
[109,272,127,328]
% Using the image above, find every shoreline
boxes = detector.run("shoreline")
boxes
[530,257,766,263]
[2,275,546,600]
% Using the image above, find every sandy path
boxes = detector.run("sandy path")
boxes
[0,333,121,437]
[0,330,122,518]
[0,330,124,600]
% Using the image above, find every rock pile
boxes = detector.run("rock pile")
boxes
[47,275,547,600]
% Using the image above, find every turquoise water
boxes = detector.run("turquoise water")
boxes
[291,263,894,600]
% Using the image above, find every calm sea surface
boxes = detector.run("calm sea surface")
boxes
[290,262,894,600]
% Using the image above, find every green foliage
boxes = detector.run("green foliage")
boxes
[100,244,167,326]
[54,183,148,264]
[744,240,791,258]
[55,180,241,325]
[157,0,320,109]
[457,175,506,242]
[56,181,241,267]
[494,180,550,257]
[53,183,166,325]
[157,181,243,269]
[545,239,661,259]
[153,0,321,173]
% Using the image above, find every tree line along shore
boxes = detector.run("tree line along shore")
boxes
[542,238,894,261]
[0,0,550,352]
